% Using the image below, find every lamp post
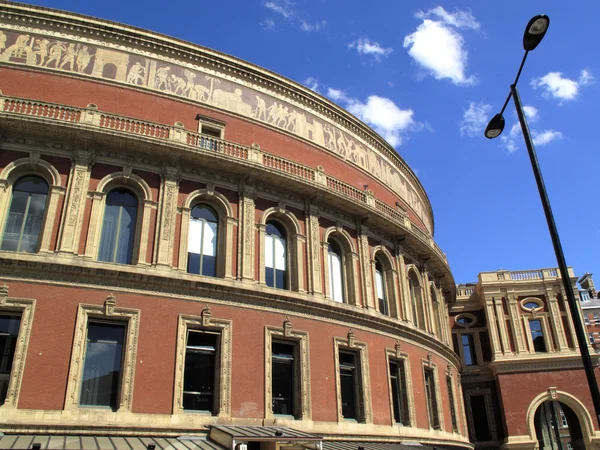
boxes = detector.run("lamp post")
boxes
[485,15,600,428]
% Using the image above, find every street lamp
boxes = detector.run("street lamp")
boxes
[485,15,600,428]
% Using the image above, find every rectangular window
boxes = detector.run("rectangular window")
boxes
[272,341,296,416]
[0,315,21,403]
[471,395,491,441]
[461,334,477,366]
[529,319,547,353]
[183,330,218,413]
[585,315,591,325]
[80,322,125,409]
[375,270,388,315]
[447,376,458,432]
[590,333,595,344]
[389,360,409,425]
[594,313,599,324]
[559,407,568,427]
[339,351,358,420]
[424,368,440,429]
[200,125,222,150]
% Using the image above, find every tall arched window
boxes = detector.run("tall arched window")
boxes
[265,221,287,289]
[408,270,425,330]
[328,240,345,303]
[1,176,49,253]
[188,205,218,277]
[375,260,389,316]
[98,189,138,264]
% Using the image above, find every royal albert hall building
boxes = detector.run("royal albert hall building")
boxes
[0,2,469,449]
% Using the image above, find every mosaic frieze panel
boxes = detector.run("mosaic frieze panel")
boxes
[0,27,432,232]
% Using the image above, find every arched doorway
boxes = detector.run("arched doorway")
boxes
[534,401,584,450]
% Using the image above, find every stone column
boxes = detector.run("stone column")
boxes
[394,245,410,321]
[484,298,503,358]
[238,183,256,282]
[493,296,511,355]
[508,294,527,354]
[547,290,568,351]
[38,184,66,252]
[177,206,191,271]
[153,167,180,268]
[257,223,267,285]
[305,203,322,296]
[357,223,373,309]
[83,191,106,259]
[57,150,93,254]
[294,234,306,293]
[137,199,156,266]
[560,287,580,350]
[421,269,433,333]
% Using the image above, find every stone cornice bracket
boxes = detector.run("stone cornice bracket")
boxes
[0,283,8,300]
[395,341,402,358]
[426,351,433,366]
[283,316,292,337]
[72,148,95,167]
[122,165,133,180]
[161,165,181,183]
[104,293,116,315]
[201,304,212,326]
[347,329,356,348]
[75,133,96,153]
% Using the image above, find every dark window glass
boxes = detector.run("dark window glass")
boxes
[272,342,295,416]
[447,376,458,432]
[80,323,125,409]
[529,320,547,353]
[188,205,218,277]
[0,315,21,403]
[524,301,540,309]
[424,368,440,429]
[375,260,388,316]
[98,189,138,264]
[389,360,409,425]
[183,331,218,413]
[461,334,477,366]
[1,176,48,253]
[339,351,357,419]
[471,395,491,441]
[265,222,287,289]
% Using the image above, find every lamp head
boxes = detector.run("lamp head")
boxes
[523,15,549,51]
[484,114,505,139]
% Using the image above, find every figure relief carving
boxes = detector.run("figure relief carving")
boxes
[347,329,355,348]
[67,169,85,227]
[283,317,292,337]
[0,26,433,233]
[104,293,116,316]
[201,304,212,326]
[395,341,402,358]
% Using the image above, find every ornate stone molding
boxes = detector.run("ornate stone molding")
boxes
[0,284,35,410]
[172,307,232,417]
[64,295,140,412]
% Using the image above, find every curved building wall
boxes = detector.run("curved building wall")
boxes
[0,2,467,448]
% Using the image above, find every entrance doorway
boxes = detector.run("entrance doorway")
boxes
[534,401,584,450]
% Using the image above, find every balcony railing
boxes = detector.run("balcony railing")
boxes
[0,93,450,267]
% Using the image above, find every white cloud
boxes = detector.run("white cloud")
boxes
[404,7,478,85]
[348,38,393,62]
[500,122,521,152]
[264,0,294,19]
[532,130,563,146]
[304,77,320,93]
[415,6,480,30]
[523,105,538,122]
[326,88,350,103]
[531,69,594,102]
[460,101,491,137]
[260,18,276,31]
[300,20,327,32]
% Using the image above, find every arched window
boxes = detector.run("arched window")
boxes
[265,221,287,289]
[375,260,389,316]
[328,240,345,303]
[408,270,426,330]
[1,176,49,253]
[98,189,138,264]
[188,205,218,277]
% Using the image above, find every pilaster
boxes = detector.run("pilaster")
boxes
[395,245,410,321]
[508,294,527,354]
[153,166,180,268]
[546,291,568,351]
[484,297,503,358]
[238,182,256,282]
[357,223,373,309]
[305,203,322,296]
[177,207,191,270]
[83,191,106,259]
[57,150,93,254]
[493,296,511,355]
[38,184,66,252]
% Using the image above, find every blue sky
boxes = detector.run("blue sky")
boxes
[28,0,599,284]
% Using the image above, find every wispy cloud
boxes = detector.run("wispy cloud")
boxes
[304,76,321,93]
[348,38,393,62]
[327,88,418,147]
[262,0,326,32]
[499,106,562,152]
[531,69,594,102]
[460,101,491,137]
[404,6,478,85]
